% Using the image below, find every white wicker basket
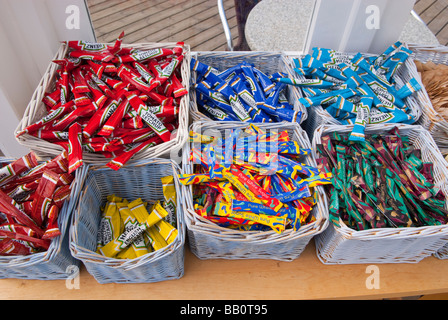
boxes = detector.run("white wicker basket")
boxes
[189,51,307,124]
[284,44,428,141]
[181,120,328,261]
[409,44,448,155]
[312,123,448,264]
[15,41,190,165]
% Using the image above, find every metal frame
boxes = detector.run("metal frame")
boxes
[217,0,234,51]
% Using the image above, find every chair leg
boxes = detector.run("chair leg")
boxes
[218,0,234,51]
[233,0,259,51]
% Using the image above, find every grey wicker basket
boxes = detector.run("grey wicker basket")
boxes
[69,158,185,284]
[284,44,428,142]
[181,120,329,261]
[0,158,87,280]
[409,44,448,155]
[15,42,191,165]
[189,51,307,124]
[312,123,448,264]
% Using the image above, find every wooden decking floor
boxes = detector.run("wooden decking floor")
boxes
[86,0,448,50]
[86,0,239,51]
[414,0,448,45]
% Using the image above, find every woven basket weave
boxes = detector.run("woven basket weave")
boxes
[69,158,185,284]
[409,44,448,259]
[189,51,307,124]
[312,123,448,264]
[284,45,427,141]
[409,44,448,155]
[181,121,329,261]
[15,42,191,164]
[0,158,87,280]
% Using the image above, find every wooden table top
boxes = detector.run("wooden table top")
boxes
[1,240,447,300]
